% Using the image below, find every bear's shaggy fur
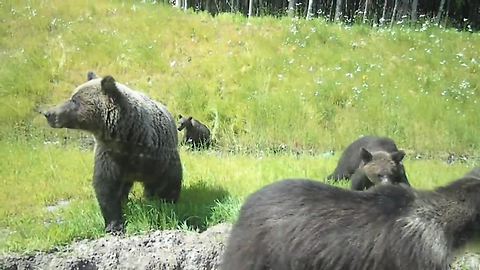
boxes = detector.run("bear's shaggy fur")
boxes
[327,136,409,190]
[222,168,480,270]
[177,114,211,149]
[44,74,182,233]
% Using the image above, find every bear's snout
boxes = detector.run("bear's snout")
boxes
[43,109,61,128]
[42,110,52,118]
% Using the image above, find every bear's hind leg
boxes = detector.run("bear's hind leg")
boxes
[143,177,181,203]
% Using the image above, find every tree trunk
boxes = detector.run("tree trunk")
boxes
[436,0,446,25]
[381,0,388,25]
[411,0,418,23]
[248,0,254,17]
[287,0,296,17]
[175,0,181,8]
[468,0,480,30]
[363,0,370,23]
[390,0,399,26]
[184,0,188,10]
[205,0,210,13]
[442,0,450,27]
[335,0,343,21]
[306,0,314,19]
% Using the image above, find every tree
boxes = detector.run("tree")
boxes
[436,0,446,25]
[381,0,389,26]
[467,0,480,30]
[411,0,418,23]
[306,0,315,19]
[335,0,343,21]
[391,0,400,26]
[248,0,254,17]
[288,0,296,17]
[363,0,370,23]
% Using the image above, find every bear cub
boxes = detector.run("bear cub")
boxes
[328,135,409,190]
[177,114,211,149]
[44,73,183,233]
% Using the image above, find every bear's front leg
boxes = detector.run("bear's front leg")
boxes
[93,154,131,234]
[351,170,371,191]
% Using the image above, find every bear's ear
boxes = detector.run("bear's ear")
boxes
[360,148,373,163]
[391,150,406,163]
[188,116,193,121]
[87,71,97,81]
[178,114,183,119]
[101,75,122,101]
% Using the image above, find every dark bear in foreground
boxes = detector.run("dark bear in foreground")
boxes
[222,169,480,270]
[328,135,409,190]
[177,114,211,149]
[43,74,182,233]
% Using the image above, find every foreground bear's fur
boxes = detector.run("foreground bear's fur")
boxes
[222,169,480,270]
[177,115,211,149]
[328,136,409,190]
[44,75,182,233]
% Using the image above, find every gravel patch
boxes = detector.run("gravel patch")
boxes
[0,223,230,270]
[1,223,478,270]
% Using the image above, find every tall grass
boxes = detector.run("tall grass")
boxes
[0,1,479,253]
[1,1,479,153]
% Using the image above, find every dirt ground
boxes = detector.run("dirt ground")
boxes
[1,223,479,270]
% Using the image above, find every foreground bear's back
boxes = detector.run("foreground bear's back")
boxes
[222,179,453,270]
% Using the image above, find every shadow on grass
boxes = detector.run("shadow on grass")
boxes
[124,180,233,233]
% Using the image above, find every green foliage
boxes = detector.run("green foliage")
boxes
[0,1,479,253]
[0,141,476,252]
[0,1,479,153]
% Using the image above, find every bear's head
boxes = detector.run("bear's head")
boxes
[360,148,406,186]
[177,115,193,131]
[43,75,121,133]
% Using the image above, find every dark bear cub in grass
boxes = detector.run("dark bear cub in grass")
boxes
[327,135,409,190]
[44,73,183,233]
[222,168,480,270]
[177,114,211,149]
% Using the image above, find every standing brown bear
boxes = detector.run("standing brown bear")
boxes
[177,115,211,149]
[327,136,410,190]
[44,73,183,233]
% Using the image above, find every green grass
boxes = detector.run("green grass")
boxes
[0,0,479,253]
[1,1,479,153]
[0,139,476,253]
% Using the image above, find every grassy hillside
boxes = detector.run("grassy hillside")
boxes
[1,0,479,153]
[0,1,479,253]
